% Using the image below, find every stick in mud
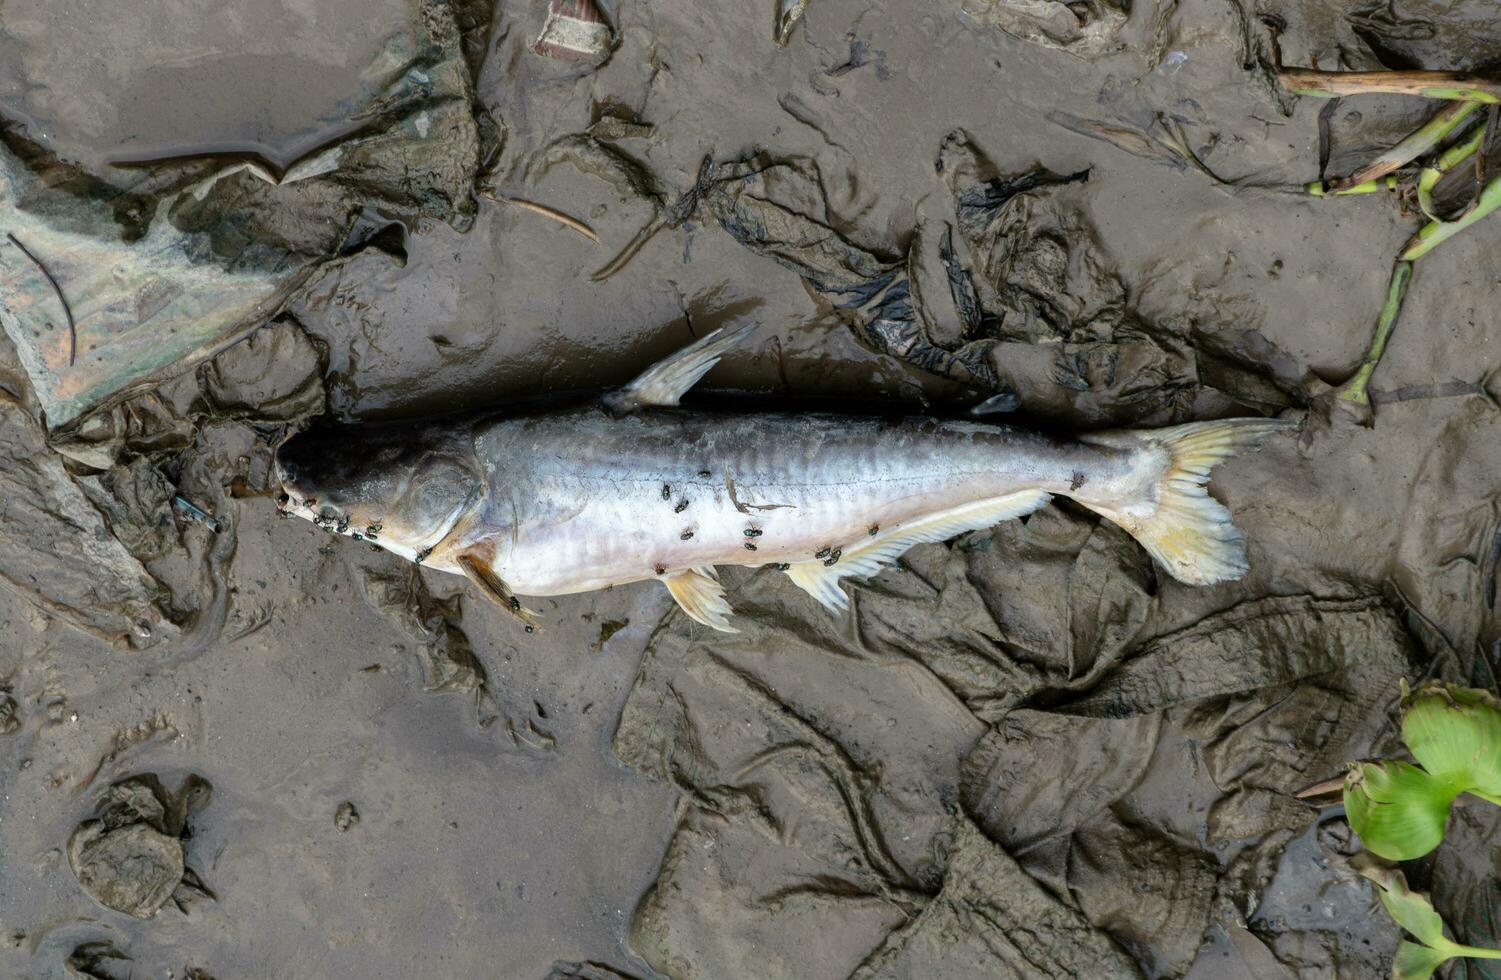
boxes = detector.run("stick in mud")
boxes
[590,215,665,282]
[1278,67,1501,104]
[4,232,77,366]
[484,193,600,242]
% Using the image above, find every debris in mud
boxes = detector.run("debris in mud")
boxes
[65,941,132,980]
[196,317,328,423]
[532,0,614,65]
[505,716,557,752]
[960,0,1129,59]
[0,311,329,646]
[775,0,813,46]
[1281,62,1501,416]
[0,336,175,646]
[334,801,361,832]
[686,153,1003,392]
[545,961,641,980]
[0,0,478,431]
[360,566,499,727]
[171,496,222,534]
[852,817,1139,979]
[675,133,1305,424]
[592,619,629,650]
[67,774,214,919]
[0,689,19,735]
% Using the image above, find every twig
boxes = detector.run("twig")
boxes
[482,192,599,242]
[5,232,76,365]
[590,215,665,281]
[1278,67,1501,103]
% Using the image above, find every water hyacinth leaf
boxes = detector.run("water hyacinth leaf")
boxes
[1343,759,1461,860]
[1392,942,1451,980]
[1401,681,1501,797]
[1359,859,1451,948]
[1356,857,1501,978]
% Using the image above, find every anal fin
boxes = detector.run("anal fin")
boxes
[457,553,542,632]
[663,566,739,633]
[785,489,1052,613]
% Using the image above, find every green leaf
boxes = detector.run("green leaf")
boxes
[1356,856,1501,976]
[1357,858,1451,948]
[1344,760,1462,860]
[1402,682,1501,797]
[1393,941,1451,980]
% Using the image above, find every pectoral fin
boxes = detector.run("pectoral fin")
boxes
[603,324,757,411]
[456,553,542,632]
[786,489,1052,612]
[662,566,739,633]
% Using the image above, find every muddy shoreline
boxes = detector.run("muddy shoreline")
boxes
[2,0,1500,977]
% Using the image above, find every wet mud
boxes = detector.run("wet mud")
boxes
[2,0,1501,977]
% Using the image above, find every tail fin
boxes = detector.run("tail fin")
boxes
[1078,418,1295,585]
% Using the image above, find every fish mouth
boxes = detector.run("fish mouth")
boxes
[271,457,308,512]
[269,448,474,563]
[271,455,331,522]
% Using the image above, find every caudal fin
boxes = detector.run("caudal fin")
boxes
[1080,418,1294,585]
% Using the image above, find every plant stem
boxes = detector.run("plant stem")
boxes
[1401,171,1501,260]
[1307,176,1398,196]
[1278,68,1501,103]
[1417,125,1487,218]
[1451,945,1501,960]
[1336,260,1414,405]
[1329,101,1482,191]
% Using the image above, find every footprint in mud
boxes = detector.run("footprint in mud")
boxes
[67,774,215,919]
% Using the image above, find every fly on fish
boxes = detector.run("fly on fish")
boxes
[274,326,1294,633]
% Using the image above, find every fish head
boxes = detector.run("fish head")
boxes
[274,423,482,562]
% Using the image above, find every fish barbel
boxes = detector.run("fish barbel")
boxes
[274,326,1293,632]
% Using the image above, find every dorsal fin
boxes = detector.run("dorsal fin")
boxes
[662,566,739,632]
[603,324,756,412]
[785,489,1052,612]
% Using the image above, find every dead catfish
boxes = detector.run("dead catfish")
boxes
[274,326,1292,632]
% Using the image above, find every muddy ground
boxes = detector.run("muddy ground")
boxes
[1,0,1500,977]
